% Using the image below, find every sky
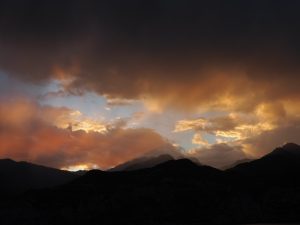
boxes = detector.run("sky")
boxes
[0,0,300,170]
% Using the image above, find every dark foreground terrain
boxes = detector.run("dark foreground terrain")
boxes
[1,143,300,225]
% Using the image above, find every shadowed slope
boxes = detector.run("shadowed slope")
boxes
[228,143,300,185]
[0,159,78,195]
[109,154,175,171]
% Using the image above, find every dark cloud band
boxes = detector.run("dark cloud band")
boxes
[0,0,300,110]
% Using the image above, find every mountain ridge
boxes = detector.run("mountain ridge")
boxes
[109,154,176,171]
[0,158,78,195]
[1,143,300,224]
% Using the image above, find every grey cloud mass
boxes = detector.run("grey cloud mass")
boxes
[0,0,300,111]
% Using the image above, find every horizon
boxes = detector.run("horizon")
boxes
[1,142,299,172]
[1,0,300,171]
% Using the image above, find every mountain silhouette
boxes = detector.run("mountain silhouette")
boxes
[221,158,253,170]
[228,143,300,185]
[71,158,221,192]
[109,154,176,171]
[0,159,78,196]
[1,144,300,225]
[109,153,203,172]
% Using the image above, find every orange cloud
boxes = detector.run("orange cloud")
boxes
[0,98,176,169]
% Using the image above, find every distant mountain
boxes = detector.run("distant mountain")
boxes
[109,154,175,171]
[0,159,78,195]
[221,158,253,170]
[72,158,212,186]
[72,170,87,176]
[109,152,203,172]
[79,158,220,186]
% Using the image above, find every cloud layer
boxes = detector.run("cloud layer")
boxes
[0,0,300,112]
[186,143,246,169]
[0,1,300,169]
[0,97,176,169]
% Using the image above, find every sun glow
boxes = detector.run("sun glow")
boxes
[61,164,99,171]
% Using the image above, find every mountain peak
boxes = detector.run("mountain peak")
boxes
[227,143,300,183]
[0,158,16,163]
[269,143,300,156]
[109,154,176,171]
[153,158,200,170]
[282,142,300,151]
[0,158,78,194]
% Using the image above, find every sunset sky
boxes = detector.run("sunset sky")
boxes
[1,0,300,170]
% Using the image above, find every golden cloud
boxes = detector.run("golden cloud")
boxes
[192,133,209,146]
[174,104,289,145]
[0,97,177,169]
[175,100,300,164]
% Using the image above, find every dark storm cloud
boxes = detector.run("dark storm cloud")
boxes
[1,0,300,110]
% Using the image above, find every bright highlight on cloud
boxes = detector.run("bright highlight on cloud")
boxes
[174,112,276,145]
